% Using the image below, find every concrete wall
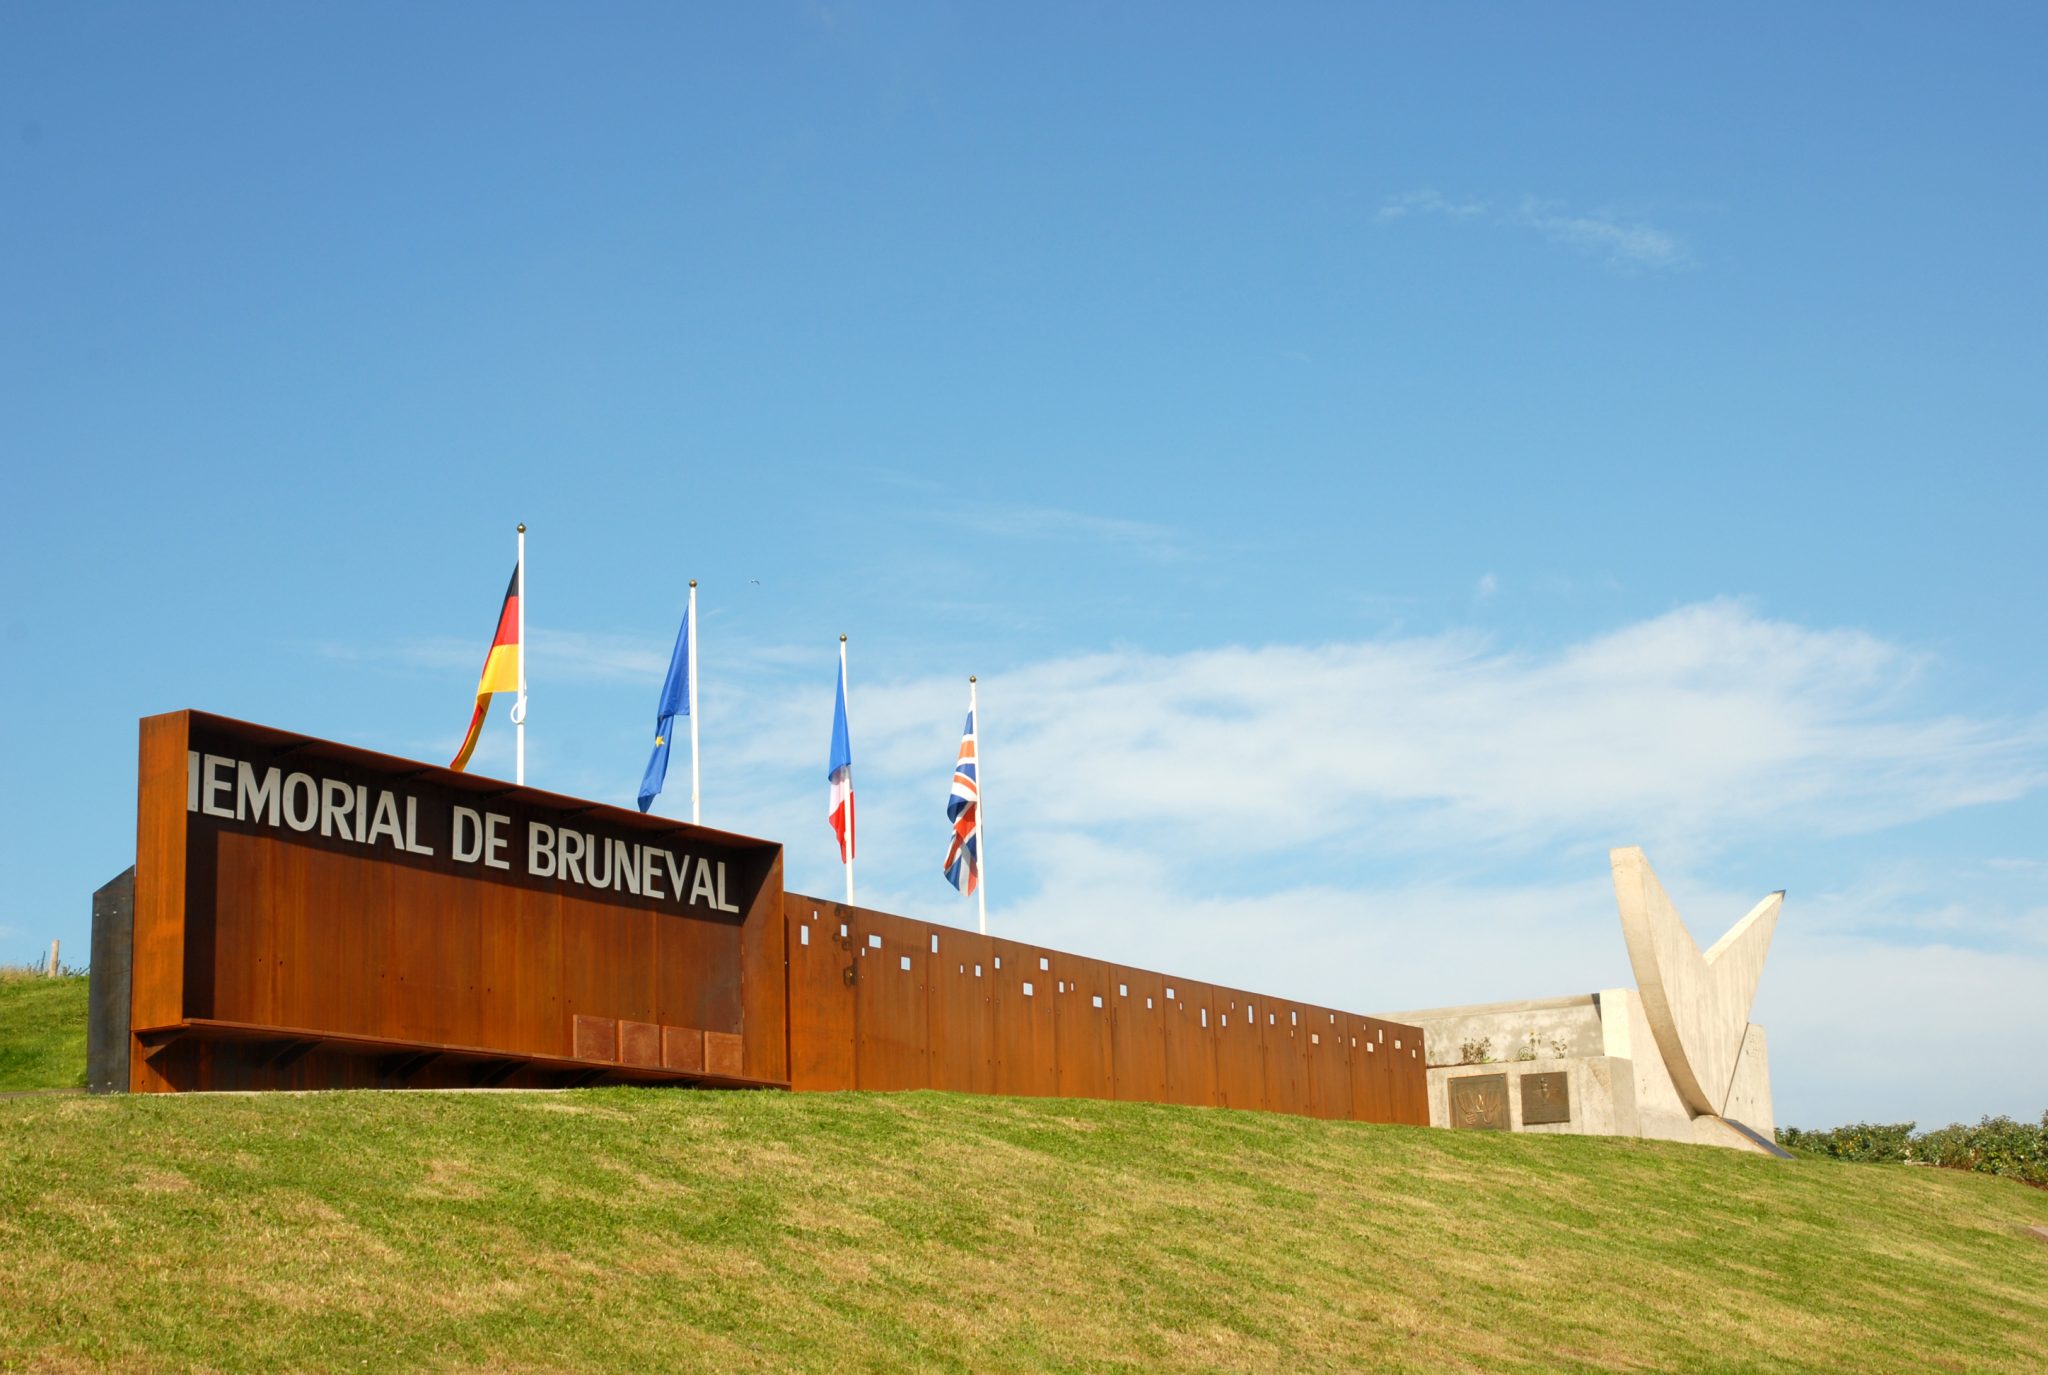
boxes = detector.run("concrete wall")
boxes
[1392,985,1774,1154]
[1386,994,1608,1069]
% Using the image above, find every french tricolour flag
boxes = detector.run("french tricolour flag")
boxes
[827,646,855,864]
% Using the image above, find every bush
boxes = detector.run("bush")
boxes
[1912,1114,2048,1189]
[1777,1112,2048,1188]
[1776,1121,1915,1163]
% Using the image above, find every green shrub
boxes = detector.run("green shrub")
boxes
[1776,1121,1915,1162]
[1912,1114,2048,1188]
[1777,1112,2048,1188]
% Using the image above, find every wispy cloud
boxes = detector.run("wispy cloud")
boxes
[710,599,2046,899]
[1375,188,1488,222]
[1515,198,1686,271]
[1378,189,1689,272]
[943,500,1189,564]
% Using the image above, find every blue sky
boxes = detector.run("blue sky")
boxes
[3,4,2043,1127]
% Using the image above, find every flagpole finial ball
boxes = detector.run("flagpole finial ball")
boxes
[840,633,848,642]
[517,523,526,533]
[970,675,977,683]
[689,579,697,588]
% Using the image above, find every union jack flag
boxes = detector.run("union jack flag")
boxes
[943,708,979,894]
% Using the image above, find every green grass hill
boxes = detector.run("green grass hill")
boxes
[0,967,88,1091]
[3,984,2045,1373]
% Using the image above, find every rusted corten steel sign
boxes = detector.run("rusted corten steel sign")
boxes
[115,711,1426,1124]
[127,711,787,1092]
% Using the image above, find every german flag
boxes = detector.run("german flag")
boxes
[451,566,520,772]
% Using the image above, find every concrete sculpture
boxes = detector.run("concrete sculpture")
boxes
[1611,845,1779,1125]
[1382,847,1786,1155]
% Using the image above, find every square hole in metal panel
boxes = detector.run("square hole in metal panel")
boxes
[993,956,1001,969]
[1118,983,1128,997]
[868,934,882,949]
[1092,994,1103,1009]
[899,955,911,971]
[974,963,983,977]
[1039,957,1050,971]
[799,925,810,946]
[1165,986,1176,1000]
[1022,981,1034,997]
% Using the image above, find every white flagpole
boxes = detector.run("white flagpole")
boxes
[842,634,854,907]
[688,579,700,826]
[514,523,527,787]
[971,675,987,935]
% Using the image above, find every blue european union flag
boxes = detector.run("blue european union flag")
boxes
[637,603,692,814]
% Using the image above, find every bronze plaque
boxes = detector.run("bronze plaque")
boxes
[1448,1073,1509,1130]
[1521,1071,1570,1125]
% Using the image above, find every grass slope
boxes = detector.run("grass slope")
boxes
[0,970,87,1091]
[3,1087,2046,1374]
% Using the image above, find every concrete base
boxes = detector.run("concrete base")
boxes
[1387,988,1778,1155]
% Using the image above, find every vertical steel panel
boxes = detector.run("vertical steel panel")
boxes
[926,925,996,1095]
[1301,1004,1352,1121]
[784,895,857,1092]
[1259,999,1309,1116]
[850,908,930,1091]
[1345,1017,1390,1123]
[1049,954,1115,1099]
[1210,986,1268,1111]
[1108,966,1168,1105]
[1158,978,1219,1107]
[87,868,135,1095]
[986,937,1059,1097]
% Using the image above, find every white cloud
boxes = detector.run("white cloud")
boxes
[942,500,1188,564]
[1516,198,1686,270]
[683,599,2046,1125]
[1475,572,1499,600]
[1377,188,1488,222]
[1379,189,1688,271]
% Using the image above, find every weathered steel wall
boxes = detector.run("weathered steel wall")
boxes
[785,894,1431,1125]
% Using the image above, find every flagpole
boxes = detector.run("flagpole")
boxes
[688,579,700,826]
[971,675,987,935]
[841,634,854,907]
[514,523,527,787]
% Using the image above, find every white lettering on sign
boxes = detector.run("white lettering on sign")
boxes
[184,751,742,914]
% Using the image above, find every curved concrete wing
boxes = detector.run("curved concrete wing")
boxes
[1610,847,1780,1118]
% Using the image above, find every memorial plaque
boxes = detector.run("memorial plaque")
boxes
[1448,1073,1509,1130]
[1521,1071,1570,1125]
